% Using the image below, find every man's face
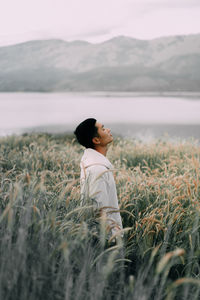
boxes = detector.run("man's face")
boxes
[94,122,113,146]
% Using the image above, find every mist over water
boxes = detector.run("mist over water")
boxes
[0,93,200,140]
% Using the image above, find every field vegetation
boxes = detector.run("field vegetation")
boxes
[0,133,200,300]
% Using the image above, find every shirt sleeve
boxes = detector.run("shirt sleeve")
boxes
[89,168,110,208]
[87,165,123,237]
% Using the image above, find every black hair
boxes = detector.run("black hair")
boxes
[74,118,98,149]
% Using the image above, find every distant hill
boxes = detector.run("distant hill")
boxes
[0,34,200,92]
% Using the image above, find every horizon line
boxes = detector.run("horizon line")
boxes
[0,32,200,48]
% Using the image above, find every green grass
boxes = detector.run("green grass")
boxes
[0,133,200,300]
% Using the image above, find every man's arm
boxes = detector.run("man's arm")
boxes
[89,167,122,235]
[89,168,110,208]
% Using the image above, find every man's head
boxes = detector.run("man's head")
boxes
[74,118,113,149]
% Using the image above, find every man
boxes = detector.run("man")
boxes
[74,118,123,239]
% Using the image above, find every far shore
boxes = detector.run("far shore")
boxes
[1,123,200,143]
[0,91,200,99]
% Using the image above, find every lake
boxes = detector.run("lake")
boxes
[0,92,200,141]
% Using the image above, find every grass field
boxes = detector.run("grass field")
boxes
[0,133,200,300]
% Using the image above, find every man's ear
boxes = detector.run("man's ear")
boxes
[92,136,100,145]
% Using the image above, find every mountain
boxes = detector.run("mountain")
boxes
[0,34,199,92]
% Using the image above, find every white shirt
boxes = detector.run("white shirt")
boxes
[80,148,123,236]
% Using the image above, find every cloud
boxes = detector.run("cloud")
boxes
[117,0,200,39]
[76,29,112,39]
[126,0,200,17]
[0,0,199,45]
[130,0,200,7]
[59,28,114,43]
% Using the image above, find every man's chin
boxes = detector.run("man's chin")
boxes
[109,136,114,143]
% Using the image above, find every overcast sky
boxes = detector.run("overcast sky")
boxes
[0,0,200,46]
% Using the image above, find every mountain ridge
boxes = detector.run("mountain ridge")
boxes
[0,34,199,92]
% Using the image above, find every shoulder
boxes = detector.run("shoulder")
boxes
[87,164,111,180]
[88,164,108,173]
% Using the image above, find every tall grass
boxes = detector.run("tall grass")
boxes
[0,133,200,299]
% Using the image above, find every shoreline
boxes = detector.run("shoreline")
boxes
[0,91,200,98]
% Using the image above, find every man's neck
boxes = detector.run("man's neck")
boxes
[94,145,108,156]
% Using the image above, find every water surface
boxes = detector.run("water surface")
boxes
[0,93,200,140]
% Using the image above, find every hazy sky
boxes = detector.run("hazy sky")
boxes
[0,0,200,46]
